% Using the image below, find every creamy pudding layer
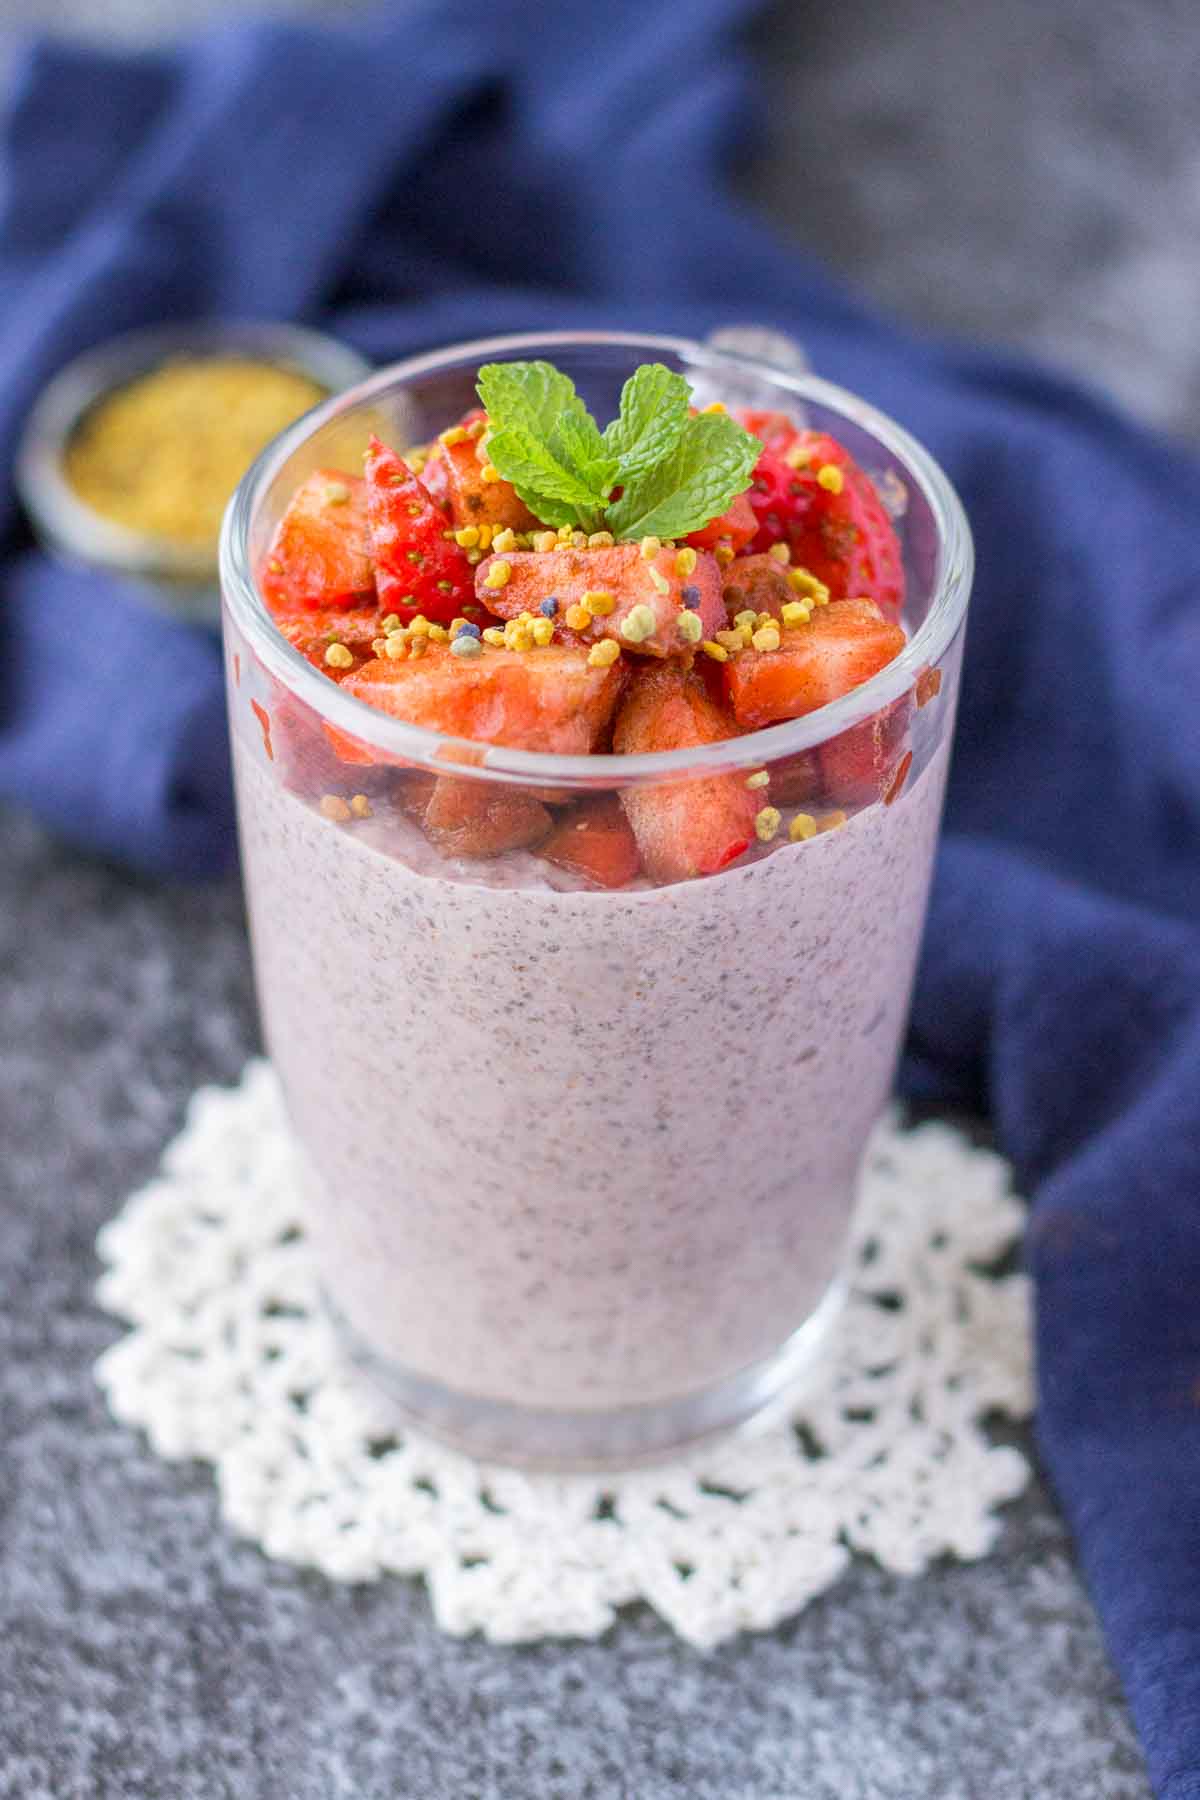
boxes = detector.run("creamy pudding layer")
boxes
[234,738,949,1413]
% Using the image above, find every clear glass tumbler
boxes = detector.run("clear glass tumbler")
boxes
[219,331,972,1468]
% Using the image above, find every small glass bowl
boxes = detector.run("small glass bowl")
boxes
[16,320,371,627]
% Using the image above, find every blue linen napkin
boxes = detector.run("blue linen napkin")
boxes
[2,4,1198,1791]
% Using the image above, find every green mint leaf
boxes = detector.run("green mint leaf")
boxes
[549,410,619,502]
[606,412,762,541]
[483,426,607,531]
[477,359,590,445]
[601,363,690,484]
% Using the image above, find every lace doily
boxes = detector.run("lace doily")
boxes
[95,1061,1032,1649]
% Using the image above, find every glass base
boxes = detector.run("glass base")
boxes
[327,1276,848,1472]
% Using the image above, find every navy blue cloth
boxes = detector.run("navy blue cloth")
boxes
[1,4,1198,1791]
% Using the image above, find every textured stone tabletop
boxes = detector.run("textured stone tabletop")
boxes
[0,807,1150,1798]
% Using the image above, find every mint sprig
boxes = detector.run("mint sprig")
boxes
[475,360,761,541]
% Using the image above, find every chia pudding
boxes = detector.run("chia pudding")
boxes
[219,335,971,1464]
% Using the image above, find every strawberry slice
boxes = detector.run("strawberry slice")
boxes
[723,599,906,730]
[820,696,913,807]
[363,435,474,624]
[720,552,794,621]
[420,776,552,859]
[741,427,905,622]
[536,795,642,888]
[260,470,374,613]
[274,604,380,679]
[477,544,724,655]
[341,640,626,755]
[613,664,756,882]
[426,409,539,533]
[685,489,757,554]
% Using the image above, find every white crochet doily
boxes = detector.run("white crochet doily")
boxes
[95,1060,1032,1649]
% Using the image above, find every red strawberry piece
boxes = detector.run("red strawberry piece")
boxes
[429,409,540,533]
[684,489,758,553]
[259,470,374,613]
[744,429,905,622]
[536,795,642,888]
[421,776,552,858]
[819,695,913,808]
[723,599,906,730]
[341,639,627,755]
[613,664,756,882]
[720,552,794,621]
[363,435,475,624]
[274,604,381,679]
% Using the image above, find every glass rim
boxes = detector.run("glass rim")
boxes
[219,328,973,788]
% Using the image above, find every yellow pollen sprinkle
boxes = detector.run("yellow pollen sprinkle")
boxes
[492,527,517,554]
[565,604,592,631]
[379,613,401,633]
[371,637,387,657]
[557,524,574,543]
[648,566,671,595]
[438,424,469,446]
[454,526,480,548]
[701,400,728,414]
[716,628,745,651]
[817,463,844,495]
[781,599,811,627]
[784,441,812,470]
[466,416,487,438]
[639,535,661,561]
[405,451,427,475]
[701,640,728,663]
[482,560,512,589]
[715,545,735,567]
[450,617,468,634]
[319,794,352,822]
[534,530,558,553]
[505,624,534,652]
[788,567,830,602]
[746,770,770,789]
[466,550,482,565]
[582,590,616,616]
[530,617,554,646]
[789,812,818,841]
[482,626,506,646]
[383,636,408,660]
[349,794,372,819]
[587,530,615,548]
[408,615,431,635]
[756,611,775,628]
[477,524,493,549]
[480,463,501,484]
[427,624,449,642]
[767,541,791,565]
[817,810,848,834]
[324,642,354,670]
[587,639,621,667]
[676,610,703,644]
[267,558,283,574]
[571,530,588,550]
[755,806,782,842]
[441,529,457,541]
[674,547,698,577]
[620,603,658,644]
[752,626,781,653]
[734,609,757,630]
[323,481,350,505]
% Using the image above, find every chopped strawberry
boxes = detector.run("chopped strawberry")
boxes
[428,410,540,533]
[737,408,803,452]
[743,429,905,622]
[536,795,642,888]
[723,599,906,730]
[274,605,380,679]
[720,553,794,622]
[685,490,757,553]
[260,471,374,613]
[820,696,913,807]
[421,776,552,858]
[613,665,756,882]
[363,435,474,624]
[476,544,724,655]
[341,640,626,755]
